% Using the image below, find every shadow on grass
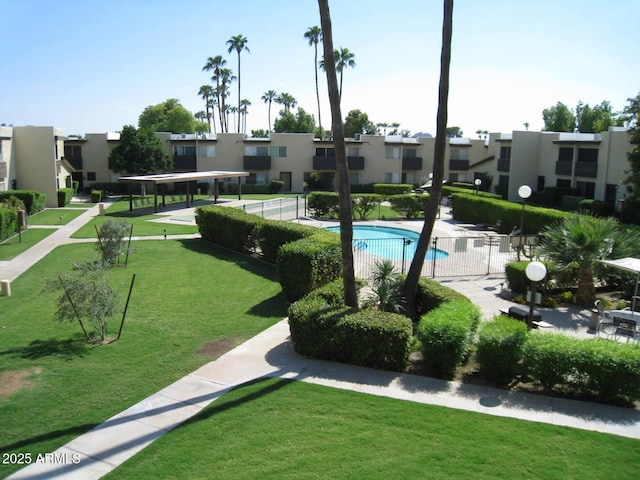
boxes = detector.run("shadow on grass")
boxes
[0,336,86,361]
[0,422,99,453]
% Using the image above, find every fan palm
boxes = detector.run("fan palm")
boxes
[261,90,278,132]
[304,26,323,138]
[197,84,214,133]
[538,214,620,306]
[226,34,250,133]
[202,55,226,132]
[320,47,356,101]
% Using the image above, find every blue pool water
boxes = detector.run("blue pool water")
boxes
[325,225,449,261]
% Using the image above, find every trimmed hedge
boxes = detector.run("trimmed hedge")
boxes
[407,276,470,321]
[196,206,264,254]
[258,220,319,263]
[522,333,640,401]
[0,208,18,241]
[417,300,481,378]
[451,193,570,234]
[287,281,412,371]
[388,194,429,219]
[57,188,75,207]
[373,183,412,196]
[0,190,46,215]
[226,183,272,194]
[276,231,342,302]
[307,191,338,217]
[442,184,502,200]
[90,190,105,203]
[476,316,529,385]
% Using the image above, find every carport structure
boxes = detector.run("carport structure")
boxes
[117,170,249,213]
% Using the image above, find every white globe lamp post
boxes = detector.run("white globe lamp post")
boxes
[525,261,547,327]
[518,185,532,234]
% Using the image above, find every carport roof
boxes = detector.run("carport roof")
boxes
[117,170,249,185]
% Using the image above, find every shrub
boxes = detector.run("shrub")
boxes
[307,191,339,217]
[0,208,18,241]
[196,206,264,254]
[388,194,429,219]
[476,316,529,385]
[352,194,383,220]
[72,180,80,193]
[57,188,75,207]
[226,183,271,194]
[257,220,318,263]
[505,261,529,294]
[405,276,470,322]
[372,183,412,196]
[96,218,132,266]
[276,231,342,302]
[91,190,104,203]
[417,300,481,378]
[350,183,376,194]
[270,179,284,194]
[0,190,46,215]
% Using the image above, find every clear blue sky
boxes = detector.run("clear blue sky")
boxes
[2,0,638,137]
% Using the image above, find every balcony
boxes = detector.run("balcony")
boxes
[448,159,469,171]
[402,157,422,170]
[65,156,83,170]
[575,161,598,178]
[497,158,510,172]
[313,156,365,171]
[243,155,271,170]
[555,160,572,176]
[174,154,197,171]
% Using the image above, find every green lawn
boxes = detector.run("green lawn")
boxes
[108,378,640,480]
[70,199,199,238]
[0,240,287,478]
[0,228,55,260]
[28,208,86,225]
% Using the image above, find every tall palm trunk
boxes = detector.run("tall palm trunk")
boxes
[318,0,358,308]
[236,54,242,133]
[314,42,323,137]
[403,0,454,321]
[577,264,596,306]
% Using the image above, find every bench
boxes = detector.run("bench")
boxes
[499,306,551,328]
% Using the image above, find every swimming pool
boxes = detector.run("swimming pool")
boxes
[325,225,449,261]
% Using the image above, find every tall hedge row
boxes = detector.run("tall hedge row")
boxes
[0,208,18,241]
[476,316,529,385]
[257,220,319,263]
[57,188,75,207]
[451,193,570,234]
[196,206,264,254]
[0,190,46,215]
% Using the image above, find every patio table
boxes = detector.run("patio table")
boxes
[607,310,639,341]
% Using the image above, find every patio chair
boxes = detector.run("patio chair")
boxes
[594,300,616,339]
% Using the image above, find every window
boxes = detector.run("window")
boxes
[244,146,269,156]
[349,173,359,185]
[64,145,82,159]
[174,145,196,156]
[270,146,287,158]
[576,181,595,199]
[347,146,360,157]
[558,147,573,162]
[315,147,334,156]
[556,179,571,188]
[87,172,96,181]
[384,172,401,183]
[450,149,468,160]
[403,148,417,158]
[578,148,598,163]
[385,147,400,159]
[499,146,511,159]
[198,145,216,157]
[246,172,268,184]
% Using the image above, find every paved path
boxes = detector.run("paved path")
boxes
[4,200,640,479]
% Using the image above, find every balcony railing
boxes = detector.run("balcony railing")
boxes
[402,157,422,170]
[65,156,83,170]
[174,154,197,171]
[313,155,365,171]
[555,160,572,176]
[497,158,510,172]
[575,161,598,178]
[448,159,469,171]
[243,155,271,170]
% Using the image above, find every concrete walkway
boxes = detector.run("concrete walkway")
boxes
[4,200,640,479]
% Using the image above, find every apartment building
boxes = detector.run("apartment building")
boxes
[0,126,73,207]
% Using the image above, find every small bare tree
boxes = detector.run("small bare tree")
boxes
[96,218,132,266]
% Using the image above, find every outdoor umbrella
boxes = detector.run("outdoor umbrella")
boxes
[599,257,640,311]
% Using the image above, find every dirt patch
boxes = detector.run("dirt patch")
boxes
[0,367,42,397]
[197,338,240,359]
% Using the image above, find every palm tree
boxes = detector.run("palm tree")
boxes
[218,68,236,132]
[376,122,389,135]
[239,98,251,134]
[261,90,278,132]
[226,34,250,133]
[304,26,323,138]
[202,55,226,132]
[539,214,621,306]
[403,0,454,321]
[320,47,356,101]
[276,92,297,112]
[198,84,214,133]
[318,0,358,308]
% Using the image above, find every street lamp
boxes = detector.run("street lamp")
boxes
[525,261,547,328]
[474,178,482,195]
[518,185,532,234]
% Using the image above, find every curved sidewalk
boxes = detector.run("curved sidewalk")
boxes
[8,318,640,479]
